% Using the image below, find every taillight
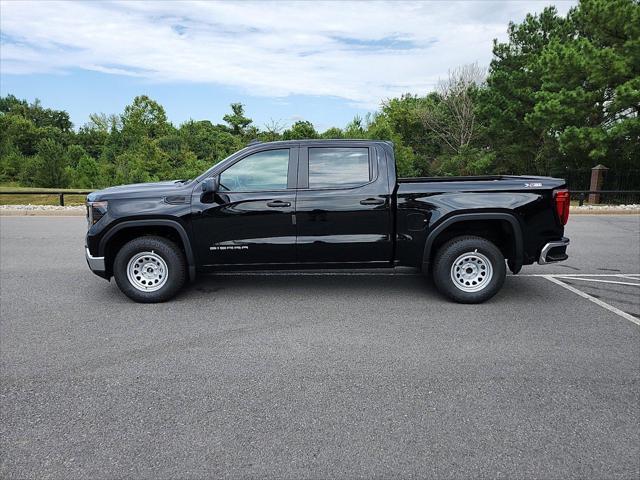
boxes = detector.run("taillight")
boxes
[554,189,570,225]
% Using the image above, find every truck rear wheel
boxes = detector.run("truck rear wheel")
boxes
[113,236,186,303]
[432,235,506,304]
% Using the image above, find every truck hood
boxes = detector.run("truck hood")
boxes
[87,180,193,201]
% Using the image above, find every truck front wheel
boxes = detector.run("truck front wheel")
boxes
[113,236,186,303]
[432,235,506,304]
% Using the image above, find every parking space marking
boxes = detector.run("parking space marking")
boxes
[522,273,640,277]
[551,277,640,287]
[618,274,640,281]
[543,275,640,327]
[205,272,640,326]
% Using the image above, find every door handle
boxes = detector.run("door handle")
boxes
[267,200,291,207]
[360,198,385,205]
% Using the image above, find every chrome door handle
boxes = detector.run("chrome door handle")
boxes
[267,200,291,207]
[360,198,385,205]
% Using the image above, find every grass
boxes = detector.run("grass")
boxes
[0,184,91,206]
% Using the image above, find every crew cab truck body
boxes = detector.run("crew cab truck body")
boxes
[85,140,570,303]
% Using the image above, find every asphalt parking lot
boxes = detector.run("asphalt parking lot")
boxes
[1,214,639,479]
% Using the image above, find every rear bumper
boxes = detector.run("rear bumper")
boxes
[85,247,106,272]
[538,237,570,265]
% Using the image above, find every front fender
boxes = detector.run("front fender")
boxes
[98,219,196,282]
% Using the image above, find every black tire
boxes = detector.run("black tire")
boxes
[113,236,186,303]
[432,235,506,304]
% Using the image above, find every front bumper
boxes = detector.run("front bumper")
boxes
[85,247,106,272]
[538,237,570,265]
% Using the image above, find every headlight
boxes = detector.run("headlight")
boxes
[87,200,108,226]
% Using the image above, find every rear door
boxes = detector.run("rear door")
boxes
[191,146,298,266]
[295,143,393,264]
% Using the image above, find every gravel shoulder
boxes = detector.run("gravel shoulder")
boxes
[0,205,86,215]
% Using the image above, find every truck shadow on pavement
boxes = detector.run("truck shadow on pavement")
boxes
[89,270,539,306]
[177,272,537,304]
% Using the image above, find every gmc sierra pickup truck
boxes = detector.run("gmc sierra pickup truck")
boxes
[85,140,570,303]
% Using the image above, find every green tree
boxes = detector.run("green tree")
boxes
[0,148,26,182]
[526,0,639,172]
[0,94,72,131]
[65,144,89,169]
[223,103,253,135]
[30,138,68,187]
[365,113,418,177]
[344,116,367,138]
[121,95,171,141]
[380,94,441,173]
[320,127,344,139]
[480,6,571,174]
[68,155,100,188]
[117,137,173,185]
[0,113,41,157]
[178,120,243,165]
[283,120,319,140]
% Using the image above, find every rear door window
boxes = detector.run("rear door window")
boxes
[308,147,370,188]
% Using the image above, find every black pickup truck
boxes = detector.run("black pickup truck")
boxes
[85,140,570,303]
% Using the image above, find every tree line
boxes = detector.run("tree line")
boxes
[0,0,637,189]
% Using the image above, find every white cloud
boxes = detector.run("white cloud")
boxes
[0,0,576,108]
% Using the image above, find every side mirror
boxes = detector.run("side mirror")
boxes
[202,176,219,193]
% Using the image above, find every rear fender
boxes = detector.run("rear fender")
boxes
[421,212,523,274]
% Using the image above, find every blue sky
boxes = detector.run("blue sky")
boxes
[0,1,575,132]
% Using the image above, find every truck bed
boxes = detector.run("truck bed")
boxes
[398,175,550,183]
[397,175,565,194]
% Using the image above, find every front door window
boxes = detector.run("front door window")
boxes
[220,149,290,192]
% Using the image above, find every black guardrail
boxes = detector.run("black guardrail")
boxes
[0,190,93,206]
[570,190,640,206]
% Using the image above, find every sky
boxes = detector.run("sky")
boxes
[0,0,575,132]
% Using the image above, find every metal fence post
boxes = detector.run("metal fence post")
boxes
[588,164,608,204]
[59,193,64,206]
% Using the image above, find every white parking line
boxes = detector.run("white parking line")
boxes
[543,275,640,327]
[552,277,640,287]
[521,273,640,277]
[618,274,640,280]
[212,271,640,326]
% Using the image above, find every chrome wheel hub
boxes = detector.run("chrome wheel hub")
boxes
[450,251,493,293]
[127,251,168,292]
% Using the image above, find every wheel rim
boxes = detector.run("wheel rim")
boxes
[126,251,168,292]
[450,250,493,293]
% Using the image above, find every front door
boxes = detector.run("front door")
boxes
[295,144,393,264]
[191,147,298,266]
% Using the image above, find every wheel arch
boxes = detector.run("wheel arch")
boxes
[422,212,523,274]
[99,219,196,281]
